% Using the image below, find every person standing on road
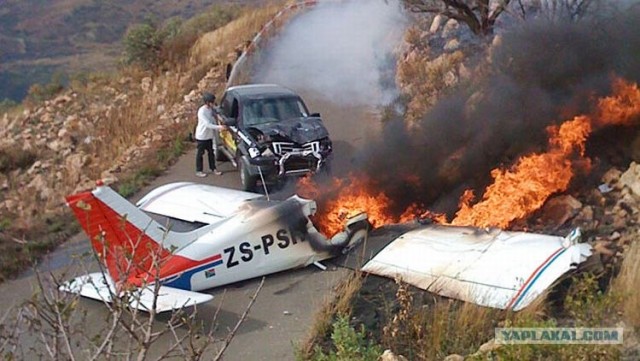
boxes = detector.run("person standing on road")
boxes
[195,92,225,177]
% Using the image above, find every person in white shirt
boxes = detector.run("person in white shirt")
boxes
[195,92,225,177]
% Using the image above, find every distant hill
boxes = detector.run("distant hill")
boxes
[0,0,262,101]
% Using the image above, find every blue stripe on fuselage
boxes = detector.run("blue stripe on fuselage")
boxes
[162,258,224,290]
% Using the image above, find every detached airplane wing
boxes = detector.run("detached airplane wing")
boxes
[361,225,591,311]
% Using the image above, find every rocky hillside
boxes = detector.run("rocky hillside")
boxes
[0,0,271,102]
[0,3,287,279]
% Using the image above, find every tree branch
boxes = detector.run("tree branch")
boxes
[403,0,515,35]
[213,277,265,361]
[489,0,512,23]
[88,307,122,361]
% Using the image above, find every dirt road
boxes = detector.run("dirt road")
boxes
[0,99,380,361]
[0,1,403,358]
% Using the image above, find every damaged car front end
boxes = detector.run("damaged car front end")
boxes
[248,115,333,177]
[216,84,333,191]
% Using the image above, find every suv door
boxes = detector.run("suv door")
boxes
[217,93,239,153]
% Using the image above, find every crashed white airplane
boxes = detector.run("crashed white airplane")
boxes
[61,181,592,313]
[61,181,368,312]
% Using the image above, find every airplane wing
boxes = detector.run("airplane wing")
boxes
[136,182,263,224]
[60,272,214,313]
[359,225,591,311]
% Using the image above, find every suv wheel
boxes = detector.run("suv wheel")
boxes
[238,157,258,192]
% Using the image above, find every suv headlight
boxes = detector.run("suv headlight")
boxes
[320,138,332,151]
[262,148,275,157]
[249,147,260,158]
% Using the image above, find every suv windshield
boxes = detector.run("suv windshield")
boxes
[242,96,308,126]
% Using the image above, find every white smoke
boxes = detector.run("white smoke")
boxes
[253,0,408,107]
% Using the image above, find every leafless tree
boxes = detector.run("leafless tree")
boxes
[0,306,26,358]
[1,224,264,360]
[513,0,604,21]
[403,0,513,35]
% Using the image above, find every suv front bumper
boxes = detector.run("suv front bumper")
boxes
[248,151,332,180]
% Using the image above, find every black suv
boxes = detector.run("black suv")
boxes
[215,84,333,191]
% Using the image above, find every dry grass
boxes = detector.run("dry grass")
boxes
[378,276,624,360]
[296,272,364,359]
[484,271,624,360]
[301,268,626,360]
[48,67,155,190]
[0,147,39,174]
[0,2,300,281]
[300,275,512,361]
[190,2,286,66]
[380,280,504,360]
[614,239,640,328]
[189,1,291,91]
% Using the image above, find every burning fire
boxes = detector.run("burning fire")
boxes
[453,78,640,228]
[451,115,591,228]
[298,176,399,237]
[297,176,445,237]
[299,78,640,234]
[597,78,640,126]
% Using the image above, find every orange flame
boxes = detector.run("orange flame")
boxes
[452,115,591,228]
[452,78,640,228]
[597,78,640,126]
[298,78,639,234]
[297,174,445,237]
[399,204,447,224]
[297,175,398,237]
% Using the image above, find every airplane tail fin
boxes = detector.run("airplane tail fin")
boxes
[65,182,173,287]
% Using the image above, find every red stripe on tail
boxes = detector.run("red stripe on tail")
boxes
[66,190,172,287]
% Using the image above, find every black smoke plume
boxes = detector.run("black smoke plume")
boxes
[359,6,640,217]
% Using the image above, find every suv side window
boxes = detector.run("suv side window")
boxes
[231,99,239,119]
[221,93,233,117]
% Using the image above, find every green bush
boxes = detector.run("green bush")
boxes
[310,316,382,361]
[0,218,10,232]
[123,5,239,70]
[26,72,66,103]
[116,165,162,198]
[157,137,187,164]
[122,20,167,69]
[0,98,18,114]
[564,273,620,327]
